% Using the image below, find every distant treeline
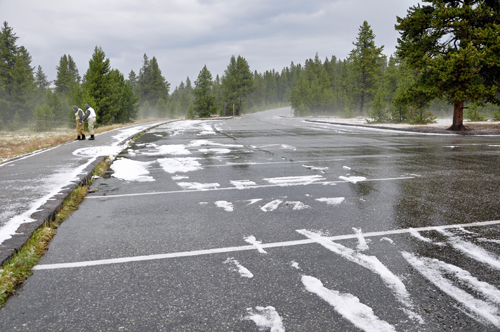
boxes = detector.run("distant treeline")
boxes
[1,18,498,132]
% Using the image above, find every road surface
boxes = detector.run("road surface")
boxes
[1,108,500,331]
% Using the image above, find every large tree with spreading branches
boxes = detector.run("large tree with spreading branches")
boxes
[395,0,500,131]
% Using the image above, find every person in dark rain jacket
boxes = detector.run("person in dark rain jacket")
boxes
[73,105,85,140]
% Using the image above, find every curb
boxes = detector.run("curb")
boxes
[304,119,500,136]
[0,120,172,267]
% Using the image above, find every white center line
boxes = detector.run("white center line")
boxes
[33,220,500,271]
[88,176,415,199]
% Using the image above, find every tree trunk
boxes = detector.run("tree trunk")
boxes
[447,100,467,131]
[360,70,365,114]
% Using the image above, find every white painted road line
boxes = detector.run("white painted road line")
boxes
[33,220,500,271]
[87,176,416,199]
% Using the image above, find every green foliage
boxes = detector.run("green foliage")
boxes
[141,100,151,118]
[390,103,410,123]
[0,118,4,130]
[8,111,20,131]
[294,102,309,117]
[290,75,310,115]
[349,21,385,114]
[185,102,195,119]
[193,65,216,118]
[54,55,79,99]
[155,97,168,118]
[11,46,34,119]
[396,0,500,129]
[367,87,389,122]
[136,54,170,107]
[222,55,255,115]
[109,69,139,123]
[493,110,500,121]
[81,47,138,124]
[82,47,116,124]
[33,103,54,131]
[465,103,487,122]
[342,106,355,118]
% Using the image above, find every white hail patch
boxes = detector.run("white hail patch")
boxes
[110,158,155,182]
[260,199,283,212]
[142,144,191,156]
[198,148,231,154]
[244,235,267,254]
[437,229,500,270]
[297,229,422,323]
[224,257,253,278]
[339,176,366,184]
[243,306,285,332]
[177,182,220,191]
[215,201,234,212]
[246,199,263,205]
[157,157,202,174]
[188,139,243,148]
[264,175,325,186]
[380,237,394,244]
[353,228,369,251]
[171,175,189,180]
[285,201,311,210]
[302,275,396,332]
[231,180,257,189]
[303,165,329,172]
[72,146,124,158]
[316,197,345,205]
[402,251,500,327]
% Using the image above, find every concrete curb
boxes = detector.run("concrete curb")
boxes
[304,119,500,136]
[0,120,172,267]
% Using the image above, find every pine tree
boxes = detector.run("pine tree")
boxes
[33,102,54,131]
[0,21,18,94]
[349,21,385,114]
[67,55,80,84]
[34,65,50,104]
[10,46,35,122]
[55,55,73,98]
[148,56,170,102]
[35,65,50,91]
[82,46,117,124]
[108,69,139,123]
[222,55,255,115]
[193,65,216,118]
[290,75,310,116]
[212,74,223,114]
[141,100,151,118]
[396,0,500,130]
[128,70,137,92]
[0,22,18,124]
[155,97,168,118]
[368,87,389,122]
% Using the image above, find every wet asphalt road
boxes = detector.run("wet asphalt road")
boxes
[1,108,500,331]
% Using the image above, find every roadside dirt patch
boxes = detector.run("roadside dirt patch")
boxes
[411,123,500,135]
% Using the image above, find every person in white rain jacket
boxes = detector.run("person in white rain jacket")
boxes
[83,103,97,140]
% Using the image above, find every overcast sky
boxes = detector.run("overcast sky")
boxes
[1,0,421,89]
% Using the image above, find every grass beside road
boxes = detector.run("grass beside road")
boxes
[0,118,169,307]
[0,118,165,163]
[0,158,111,308]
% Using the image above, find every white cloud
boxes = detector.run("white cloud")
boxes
[1,0,421,87]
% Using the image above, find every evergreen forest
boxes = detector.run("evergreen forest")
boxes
[1,2,499,132]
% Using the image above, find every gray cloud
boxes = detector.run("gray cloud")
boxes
[1,0,421,87]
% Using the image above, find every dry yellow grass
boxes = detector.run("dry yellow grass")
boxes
[0,118,164,163]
